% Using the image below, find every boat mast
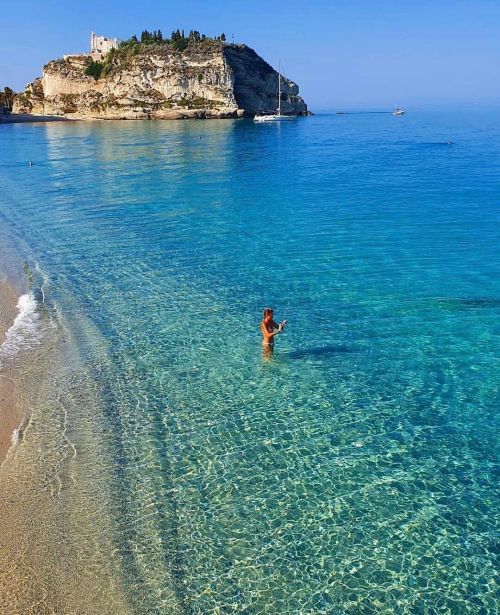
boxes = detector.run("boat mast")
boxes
[277,64,281,116]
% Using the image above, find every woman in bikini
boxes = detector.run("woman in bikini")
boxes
[260,308,287,354]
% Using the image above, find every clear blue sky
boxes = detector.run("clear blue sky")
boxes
[1,0,499,110]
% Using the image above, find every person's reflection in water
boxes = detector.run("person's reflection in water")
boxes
[260,307,286,359]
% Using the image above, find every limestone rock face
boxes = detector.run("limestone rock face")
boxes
[13,41,308,120]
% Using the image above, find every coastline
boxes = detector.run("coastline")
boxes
[0,110,313,124]
[0,113,70,124]
[0,280,23,464]
[0,109,246,124]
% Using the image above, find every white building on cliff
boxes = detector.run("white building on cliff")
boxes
[90,32,120,59]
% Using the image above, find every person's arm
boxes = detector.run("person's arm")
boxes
[271,319,287,331]
[272,319,286,331]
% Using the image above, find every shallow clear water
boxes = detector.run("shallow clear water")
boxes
[0,112,499,613]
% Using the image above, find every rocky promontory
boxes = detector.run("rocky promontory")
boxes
[13,33,308,120]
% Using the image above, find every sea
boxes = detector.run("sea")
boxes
[0,111,498,614]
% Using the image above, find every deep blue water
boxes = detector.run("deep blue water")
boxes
[0,112,499,613]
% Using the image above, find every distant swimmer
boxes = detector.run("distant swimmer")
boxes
[261,307,287,355]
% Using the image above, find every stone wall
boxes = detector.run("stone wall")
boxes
[91,33,120,60]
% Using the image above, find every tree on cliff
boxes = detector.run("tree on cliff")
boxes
[140,29,164,44]
[170,29,189,51]
[0,87,15,110]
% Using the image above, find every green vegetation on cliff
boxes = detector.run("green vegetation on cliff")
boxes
[85,61,103,80]
[84,29,228,80]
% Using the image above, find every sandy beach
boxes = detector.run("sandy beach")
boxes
[0,276,132,614]
[0,280,23,463]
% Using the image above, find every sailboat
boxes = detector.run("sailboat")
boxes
[254,65,296,122]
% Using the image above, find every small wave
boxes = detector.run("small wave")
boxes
[11,427,20,447]
[0,292,42,368]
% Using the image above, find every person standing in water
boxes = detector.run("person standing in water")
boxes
[261,308,287,355]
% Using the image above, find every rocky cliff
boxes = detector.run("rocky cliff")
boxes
[14,40,308,120]
[224,45,306,115]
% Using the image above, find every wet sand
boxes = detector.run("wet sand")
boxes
[0,280,22,464]
[0,277,132,613]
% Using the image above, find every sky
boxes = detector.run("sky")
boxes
[0,0,499,110]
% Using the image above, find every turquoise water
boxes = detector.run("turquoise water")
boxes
[0,112,499,613]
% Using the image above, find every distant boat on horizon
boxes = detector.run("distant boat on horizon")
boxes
[254,64,297,122]
[393,108,405,115]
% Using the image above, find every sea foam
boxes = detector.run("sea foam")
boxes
[0,292,42,368]
[10,427,20,447]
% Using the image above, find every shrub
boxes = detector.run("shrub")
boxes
[85,61,104,80]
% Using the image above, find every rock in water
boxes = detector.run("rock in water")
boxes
[13,40,308,120]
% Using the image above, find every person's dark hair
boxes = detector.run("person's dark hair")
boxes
[263,308,273,319]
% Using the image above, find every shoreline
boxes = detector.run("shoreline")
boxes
[0,110,244,123]
[0,113,70,124]
[1,110,312,124]
[0,280,23,464]
[0,274,133,613]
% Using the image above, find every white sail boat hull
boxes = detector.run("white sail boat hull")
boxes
[254,114,296,122]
